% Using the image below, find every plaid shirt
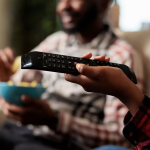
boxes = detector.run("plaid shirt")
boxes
[123,95,150,150]
[12,25,144,149]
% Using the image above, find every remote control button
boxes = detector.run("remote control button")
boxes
[74,58,78,61]
[53,64,56,68]
[100,62,105,66]
[116,64,120,67]
[52,54,56,58]
[48,62,52,67]
[80,58,83,61]
[113,64,116,67]
[38,57,42,60]
[67,56,71,60]
[61,56,65,59]
[52,58,56,62]
[68,65,72,69]
[48,54,51,57]
[57,55,60,58]
[61,60,65,64]
[105,62,109,66]
[97,61,100,64]
[68,61,72,64]
[71,57,74,60]
[96,61,101,66]
[100,62,103,65]
[90,60,95,64]
[109,63,113,66]
[43,54,47,59]
[44,60,47,66]
[57,64,61,68]
[90,60,96,66]
[57,59,61,63]
[74,62,77,65]
[72,66,76,70]
[62,65,66,69]
[48,58,52,62]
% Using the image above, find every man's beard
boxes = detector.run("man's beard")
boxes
[62,4,99,34]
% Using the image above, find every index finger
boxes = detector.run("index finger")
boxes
[64,74,82,85]
[4,47,15,63]
[81,53,92,59]
[93,56,110,62]
[4,102,27,116]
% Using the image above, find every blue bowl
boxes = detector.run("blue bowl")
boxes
[0,82,46,106]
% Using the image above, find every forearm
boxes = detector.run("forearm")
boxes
[116,78,144,116]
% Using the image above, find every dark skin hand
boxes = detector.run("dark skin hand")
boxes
[0,96,55,126]
[0,47,55,127]
[0,47,15,81]
[65,53,144,116]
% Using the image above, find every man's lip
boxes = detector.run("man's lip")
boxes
[61,15,74,23]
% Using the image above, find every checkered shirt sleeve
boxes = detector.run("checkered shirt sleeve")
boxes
[123,95,150,150]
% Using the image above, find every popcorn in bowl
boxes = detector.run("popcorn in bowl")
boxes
[0,81,46,106]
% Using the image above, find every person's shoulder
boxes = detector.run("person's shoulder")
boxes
[109,38,135,54]
[108,38,139,64]
[32,31,69,52]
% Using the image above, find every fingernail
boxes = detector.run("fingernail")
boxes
[21,95,26,101]
[76,64,82,72]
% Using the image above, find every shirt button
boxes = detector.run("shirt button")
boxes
[133,139,138,145]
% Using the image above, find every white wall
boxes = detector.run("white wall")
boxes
[0,0,9,49]
[118,0,150,31]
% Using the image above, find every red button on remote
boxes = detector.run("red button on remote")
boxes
[74,62,77,65]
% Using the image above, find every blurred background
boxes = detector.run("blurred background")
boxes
[0,0,150,55]
[0,0,150,127]
[0,0,59,55]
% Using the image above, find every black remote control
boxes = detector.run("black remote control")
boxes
[21,51,137,84]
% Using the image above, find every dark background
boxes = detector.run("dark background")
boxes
[9,0,60,55]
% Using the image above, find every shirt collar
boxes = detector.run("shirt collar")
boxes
[65,24,113,49]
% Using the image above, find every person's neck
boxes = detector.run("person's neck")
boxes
[76,19,104,44]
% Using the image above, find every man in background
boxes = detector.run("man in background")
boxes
[0,0,144,150]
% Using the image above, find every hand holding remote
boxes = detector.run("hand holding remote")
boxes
[65,54,144,115]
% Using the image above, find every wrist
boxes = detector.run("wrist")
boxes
[127,88,144,116]
[118,82,144,115]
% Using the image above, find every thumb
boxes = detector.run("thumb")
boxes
[21,95,36,105]
[76,64,102,79]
